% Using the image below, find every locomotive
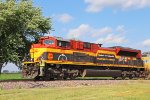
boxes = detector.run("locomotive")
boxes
[22,36,150,80]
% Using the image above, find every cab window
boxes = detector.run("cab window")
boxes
[44,40,54,45]
[57,40,70,47]
[84,42,91,49]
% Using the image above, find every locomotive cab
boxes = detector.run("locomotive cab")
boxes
[39,37,57,48]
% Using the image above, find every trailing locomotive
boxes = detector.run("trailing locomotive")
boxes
[22,36,150,80]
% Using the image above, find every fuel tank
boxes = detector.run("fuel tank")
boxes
[82,69,122,77]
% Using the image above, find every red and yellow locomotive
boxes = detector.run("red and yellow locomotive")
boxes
[22,36,150,80]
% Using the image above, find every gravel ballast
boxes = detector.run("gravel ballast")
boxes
[0,80,149,90]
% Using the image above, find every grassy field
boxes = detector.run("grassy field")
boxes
[0,73,22,80]
[0,81,150,100]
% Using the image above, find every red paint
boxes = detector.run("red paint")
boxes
[31,36,142,58]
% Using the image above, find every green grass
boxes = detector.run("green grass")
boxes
[0,80,150,100]
[0,73,22,80]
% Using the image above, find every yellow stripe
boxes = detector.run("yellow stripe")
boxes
[23,60,144,68]
[30,48,96,61]
[28,47,144,69]
[96,58,115,61]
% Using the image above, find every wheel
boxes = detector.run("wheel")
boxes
[129,73,135,79]
[113,77,118,80]
[129,75,133,79]
[121,71,127,80]
[34,76,39,81]
[122,76,126,80]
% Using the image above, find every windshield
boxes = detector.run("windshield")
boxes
[44,40,54,45]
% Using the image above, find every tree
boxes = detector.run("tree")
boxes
[0,0,52,73]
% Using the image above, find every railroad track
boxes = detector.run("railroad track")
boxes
[0,79,149,90]
[0,77,140,83]
[0,77,119,82]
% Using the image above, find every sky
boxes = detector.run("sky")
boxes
[3,0,150,72]
[2,63,20,72]
[33,0,150,52]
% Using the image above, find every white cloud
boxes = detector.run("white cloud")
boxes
[95,34,127,44]
[67,24,91,39]
[67,24,112,39]
[92,27,112,37]
[58,13,73,23]
[84,0,150,13]
[116,25,126,34]
[142,39,150,46]
[67,24,127,45]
